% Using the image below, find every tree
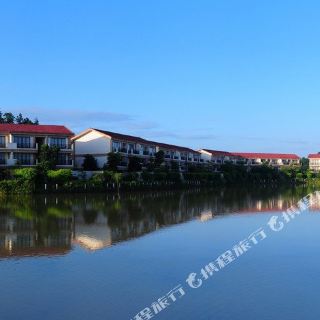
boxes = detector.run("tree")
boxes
[38,145,60,171]
[0,110,39,125]
[301,157,309,173]
[155,150,165,167]
[128,156,142,172]
[82,154,98,171]
[3,112,15,123]
[16,113,23,124]
[106,152,122,172]
[170,161,180,172]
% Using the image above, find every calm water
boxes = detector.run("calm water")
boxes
[1,187,320,320]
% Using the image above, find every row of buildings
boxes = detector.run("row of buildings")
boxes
[0,123,319,171]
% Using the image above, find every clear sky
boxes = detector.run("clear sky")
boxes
[1,0,320,155]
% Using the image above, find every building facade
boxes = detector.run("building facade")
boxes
[308,154,320,172]
[200,149,300,167]
[0,124,74,167]
[72,128,202,170]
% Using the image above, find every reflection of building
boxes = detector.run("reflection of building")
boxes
[0,215,73,258]
[198,210,214,222]
[73,213,112,250]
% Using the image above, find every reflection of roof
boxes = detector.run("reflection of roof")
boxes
[74,236,112,251]
[74,222,112,251]
[0,247,70,258]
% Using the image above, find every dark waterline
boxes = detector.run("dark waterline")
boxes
[0,187,319,320]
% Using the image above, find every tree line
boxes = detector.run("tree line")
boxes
[0,111,39,125]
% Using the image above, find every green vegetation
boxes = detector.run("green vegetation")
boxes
[0,110,39,124]
[0,151,319,194]
[82,154,98,171]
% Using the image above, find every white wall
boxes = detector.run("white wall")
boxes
[74,130,111,169]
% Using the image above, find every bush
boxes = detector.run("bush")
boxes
[82,154,98,171]
[0,180,33,194]
[47,169,72,183]
[13,168,37,181]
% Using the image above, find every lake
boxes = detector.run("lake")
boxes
[1,187,320,320]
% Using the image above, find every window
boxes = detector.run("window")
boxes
[112,141,120,152]
[0,153,5,164]
[57,153,72,165]
[50,137,67,149]
[14,153,33,165]
[0,136,5,148]
[13,136,31,148]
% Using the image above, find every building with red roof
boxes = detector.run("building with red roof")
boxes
[308,153,320,171]
[199,149,300,167]
[0,124,74,167]
[72,128,202,170]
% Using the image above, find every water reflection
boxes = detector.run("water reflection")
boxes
[0,187,316,258]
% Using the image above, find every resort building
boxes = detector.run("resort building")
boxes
[72,128,202,170]
[200,150,300,167]
[308,154,320,172]
[0,124,74,167]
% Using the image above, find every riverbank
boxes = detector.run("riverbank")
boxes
[0,163,314,194]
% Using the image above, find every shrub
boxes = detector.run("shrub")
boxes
[47,169,72,183]
[82,154,98,171]
[13,168,37,181]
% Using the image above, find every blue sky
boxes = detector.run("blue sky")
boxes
[1,0,320,155]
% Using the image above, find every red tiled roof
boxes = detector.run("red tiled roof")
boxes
[93,128,151,145]
[203,149,300,160]
[149,141,199,153]
[202,149,238,157]
[0,124,74,135]
[308,154,320,159]
[232,152,300,160]
[93,129,199,153]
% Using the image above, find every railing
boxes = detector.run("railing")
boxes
[16,143,36,149]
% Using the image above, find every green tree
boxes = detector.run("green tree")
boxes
[155,150,165,167]
[106,152,122,172]
[128,156,142,172]
[38,145,60,171]
[3,112,15,123]
[16,113,24,124]
[82,154,98,170]
[170,161,180,172]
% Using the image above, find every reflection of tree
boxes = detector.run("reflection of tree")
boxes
[0,186,317,257]
[82,209,98,224]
